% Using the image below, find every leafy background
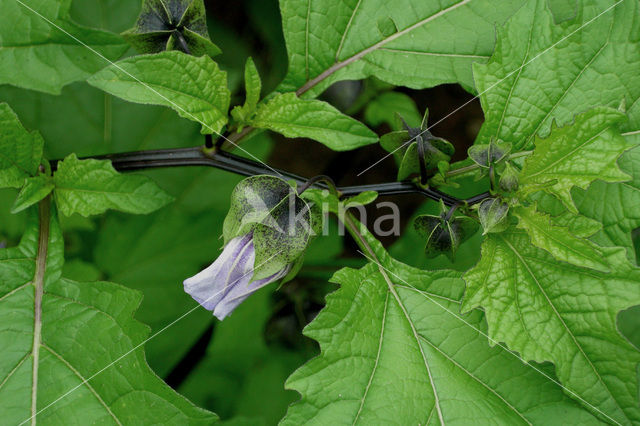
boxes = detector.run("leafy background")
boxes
[1,0,639,424]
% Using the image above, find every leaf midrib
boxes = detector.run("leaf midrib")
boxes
[499,234,628,423]
[296,0,472,95]
[30,198,50,425]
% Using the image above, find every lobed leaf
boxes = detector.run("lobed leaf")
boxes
[463,230,640,424]
[474,0,640,150]
[283,219,600,424]
[0,103,44,189]
[519,107,630,212]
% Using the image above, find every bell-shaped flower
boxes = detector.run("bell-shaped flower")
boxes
[184,175,319,320]
[184,233,290,320]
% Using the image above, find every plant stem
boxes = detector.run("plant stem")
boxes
[52,146,479,206]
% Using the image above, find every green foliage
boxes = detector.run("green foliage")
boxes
[0,103,44,188]
[88,51,231,134]
[283,219,599,424]
[278,0,526,95]
[250,93,378,150]
[53,154,173,217]
[513,204,615,272]
[1,0,640,423]
[518,107,630,212]
[0,0,128,94]
[474,0,640,149]
[231,58,263,127]
[463,231,640,424]
[0,203,215,424]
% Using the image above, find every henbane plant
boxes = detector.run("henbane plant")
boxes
[0,0,639,424]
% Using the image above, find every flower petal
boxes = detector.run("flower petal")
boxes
[183,234,252,310]
[213,263,291,320]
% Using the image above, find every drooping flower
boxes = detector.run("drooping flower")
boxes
[184,233,290,320]
[184,175,319,320]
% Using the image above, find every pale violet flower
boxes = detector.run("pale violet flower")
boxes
[184,233,290,320]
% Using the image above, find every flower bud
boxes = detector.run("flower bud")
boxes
[477,198,510,235]
[499,163,520,193]
[468,139,511,168]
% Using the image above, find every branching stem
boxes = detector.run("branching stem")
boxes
[51,146,492,207]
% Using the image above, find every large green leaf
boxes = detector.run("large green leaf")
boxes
[0,201,216,424]
[88,51,231,134]
[474,0,640,150]
[53,154,173,217]
[0,103,44,189]
[283,219,599,424]
[278,0,525,96]
[463,230,640,424]
[518,107,630,212]
[250,93,377,150]
[0,0,128,94]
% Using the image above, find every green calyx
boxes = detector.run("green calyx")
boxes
[414,201,478,261]
[123,0,221,57]
[380,109,454,181]
[223,175,318,280]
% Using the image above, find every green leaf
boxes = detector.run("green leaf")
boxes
[572,125,640,264]
[474,0,640,150]
[88,51,231,134]
[463,230,640,424]
[122,0,221,57]
[0,201,216,424]
[519,107,630,212]
[283,219,599,424]
[278,0,526,96]
[0,103,44,188]
[231,58,262,126]
[364,91,421,131]
[0,0,128,94]
[53,154,173,217]
[249,93,377,151]
[12,175,54,214]
[513,204,615,272]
